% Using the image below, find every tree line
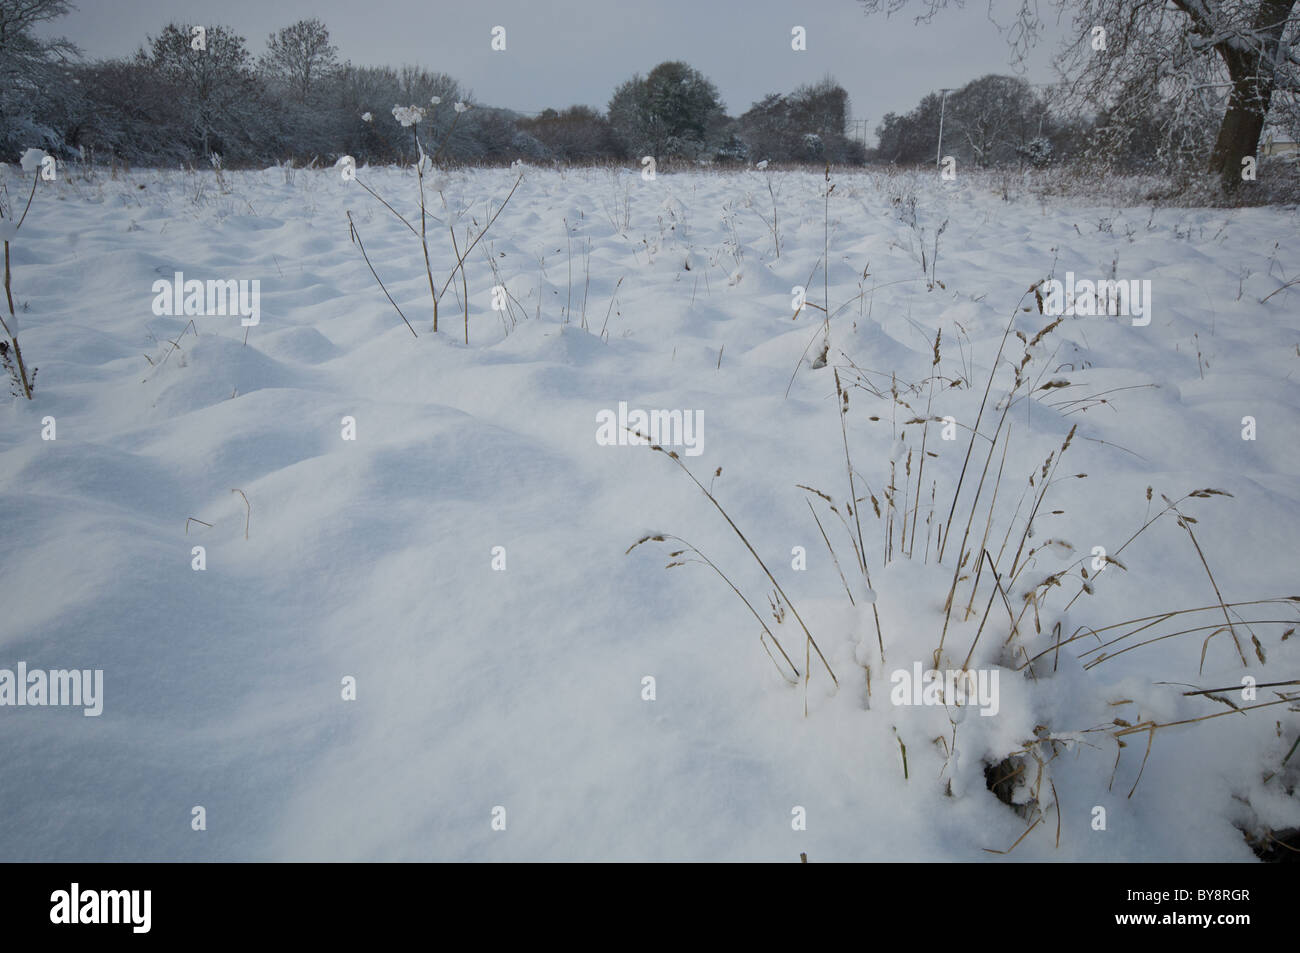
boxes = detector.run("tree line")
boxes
[4,0,1296,186]
[0,4,865,168]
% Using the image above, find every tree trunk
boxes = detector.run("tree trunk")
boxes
[1206,0,1296,191]
[1210,65,1270,190]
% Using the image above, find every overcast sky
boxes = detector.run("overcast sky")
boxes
[37,0,1070,142]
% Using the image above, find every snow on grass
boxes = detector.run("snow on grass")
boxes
[1,161,1297,860]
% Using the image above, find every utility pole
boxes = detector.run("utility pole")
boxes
[936,89,953,167]
[847,118,870,149]
[1032,81,1065,139]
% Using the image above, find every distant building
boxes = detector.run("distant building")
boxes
[1262,127,1299,157]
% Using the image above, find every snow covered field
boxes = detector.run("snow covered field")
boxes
[1,161,1297,861]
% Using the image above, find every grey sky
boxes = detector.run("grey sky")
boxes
[39,0,1069,142]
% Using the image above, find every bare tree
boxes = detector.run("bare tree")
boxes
[947,74,1038,166]
[139,23,259,158]
[259,18,338,104]
[860,0,1300,189]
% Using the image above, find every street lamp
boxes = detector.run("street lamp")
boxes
[936,88,953,167]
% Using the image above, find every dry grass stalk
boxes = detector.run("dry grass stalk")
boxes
[231,489,251,539]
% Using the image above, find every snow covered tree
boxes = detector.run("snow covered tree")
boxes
[1178,0,1299,185]
[0,0,79,156]
[859,0,1300,189]
[1017,135,1054,166]
[138,23,270,160]
[66,58,192,164]
[608,61,726,159]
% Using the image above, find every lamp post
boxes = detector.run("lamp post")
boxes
[936,88,953,167]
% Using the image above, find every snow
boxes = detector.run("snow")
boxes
[18,148,45,173]
[391,105,424,128]
[1,162,1297,861]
